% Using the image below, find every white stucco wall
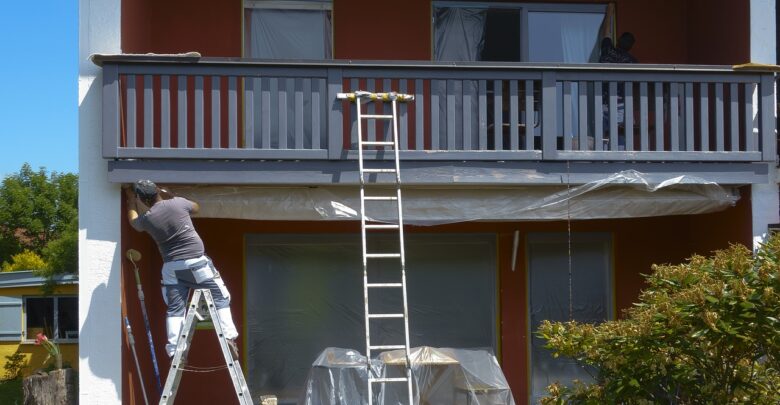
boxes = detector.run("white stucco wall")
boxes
[78,0,122,403]
[750,0,779,250]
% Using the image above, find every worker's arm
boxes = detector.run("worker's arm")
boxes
[157,185,199,214]
[124,185,148,231]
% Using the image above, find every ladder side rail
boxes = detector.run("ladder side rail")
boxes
[392,99,415,405]
[202,290,254,405]
[159,289,205,405]
[356,98,376,405]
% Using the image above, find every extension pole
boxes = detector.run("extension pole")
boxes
[125,317,150,405]
[126,249,163,395]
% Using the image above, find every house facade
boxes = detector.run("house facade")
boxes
[0,271,78,377]
[79,0,778,404]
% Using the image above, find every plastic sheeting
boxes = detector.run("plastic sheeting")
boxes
[302,347,515,405]
[244,234,498,402]
[246,8,332,59]
[172,170,738,225]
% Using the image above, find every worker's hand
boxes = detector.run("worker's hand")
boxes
[158,187,174,200]
[123,184,136,199]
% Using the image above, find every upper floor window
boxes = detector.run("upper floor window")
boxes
[244,0,333,59]
[434,2,607,63]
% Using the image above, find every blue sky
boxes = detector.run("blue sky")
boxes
[0,1,78,179]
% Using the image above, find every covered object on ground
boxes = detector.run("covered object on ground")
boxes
[302,346,515,404]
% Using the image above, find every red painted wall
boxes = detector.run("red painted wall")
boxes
[122,0,241,56]
[118,0,755,403]
[121,191,751,404]
[615,0,688,64]
[122,0,750,63]
[333,0,432,60]
[685,0,750,65]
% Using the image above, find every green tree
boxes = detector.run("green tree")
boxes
[0,164,78,276]
[538,236,780,404]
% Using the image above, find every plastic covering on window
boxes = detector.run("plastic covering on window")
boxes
[247,8,332,59]
[302,347,515,405]
[244,234,497,403]
[172,170,738,225]
[434,8,486,62]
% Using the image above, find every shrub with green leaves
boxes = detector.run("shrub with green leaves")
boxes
[1,250,46,272]
[538,235,780,404]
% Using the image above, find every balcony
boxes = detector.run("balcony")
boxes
[96,55,776,185]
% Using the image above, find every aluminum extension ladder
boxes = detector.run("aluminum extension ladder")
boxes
[337,90,415,405]
[159,289,253,405]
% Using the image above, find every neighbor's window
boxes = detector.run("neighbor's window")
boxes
[434,2,606,63]
[244,0,333,59]
[24,296,78,341]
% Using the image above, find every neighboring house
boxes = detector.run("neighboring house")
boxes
[79,1,778,404]
[0,271,78,378]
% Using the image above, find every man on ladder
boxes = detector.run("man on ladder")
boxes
[124,180,240,361]
[338,90,416,405]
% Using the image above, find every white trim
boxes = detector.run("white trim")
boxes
[244,0,332,11]
[750,0,776,64]
[79,0,122,402]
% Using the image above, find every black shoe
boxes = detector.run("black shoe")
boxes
[227,338,239,360]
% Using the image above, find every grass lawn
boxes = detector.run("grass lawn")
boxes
[0,378,22,404]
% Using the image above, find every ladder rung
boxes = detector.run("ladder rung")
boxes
[365,224,399,230]
[369,345,406,350]
[369,377,408,383]
[362,141,395,146]
[362,114,394,120]
[362,168,396,173]
[366,253,401,259]
[368,313,404,319]
[364,196,398,201]
[367,283,403,288]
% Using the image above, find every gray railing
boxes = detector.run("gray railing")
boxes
[99,56,776,162]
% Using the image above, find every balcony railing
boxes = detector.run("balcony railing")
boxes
[98,56,776,163]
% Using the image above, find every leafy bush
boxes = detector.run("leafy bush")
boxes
[538,236,780,404]
[1,250,46,272]
[3,350,26,381]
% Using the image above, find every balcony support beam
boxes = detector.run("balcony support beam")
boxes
[107,160,769,186]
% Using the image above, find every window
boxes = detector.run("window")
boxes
[244,233,497,402]
[527,233,612,403]
[434,2,606,63]
[24,296,78,342]
[244,1,333,59]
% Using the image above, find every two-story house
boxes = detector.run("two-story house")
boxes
[79,0,777,404]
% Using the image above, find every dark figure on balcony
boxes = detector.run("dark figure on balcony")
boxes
[598,33,637,150]
[599,32,637,64]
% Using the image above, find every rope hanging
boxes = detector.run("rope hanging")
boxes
[566,160,573,321]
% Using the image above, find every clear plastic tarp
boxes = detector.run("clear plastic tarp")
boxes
[244,234,498,402]
[173,170,738,225]
[302,347,515,405]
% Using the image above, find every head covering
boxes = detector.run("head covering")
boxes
[134,179,158,200]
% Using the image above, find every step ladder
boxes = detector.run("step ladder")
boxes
[337,90,415,405]
[159,289,253,405]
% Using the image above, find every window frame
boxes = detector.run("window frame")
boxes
[432,1,607,62]
[22,295,78,344]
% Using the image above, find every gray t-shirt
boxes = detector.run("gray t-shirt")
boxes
[131,197,205,262]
